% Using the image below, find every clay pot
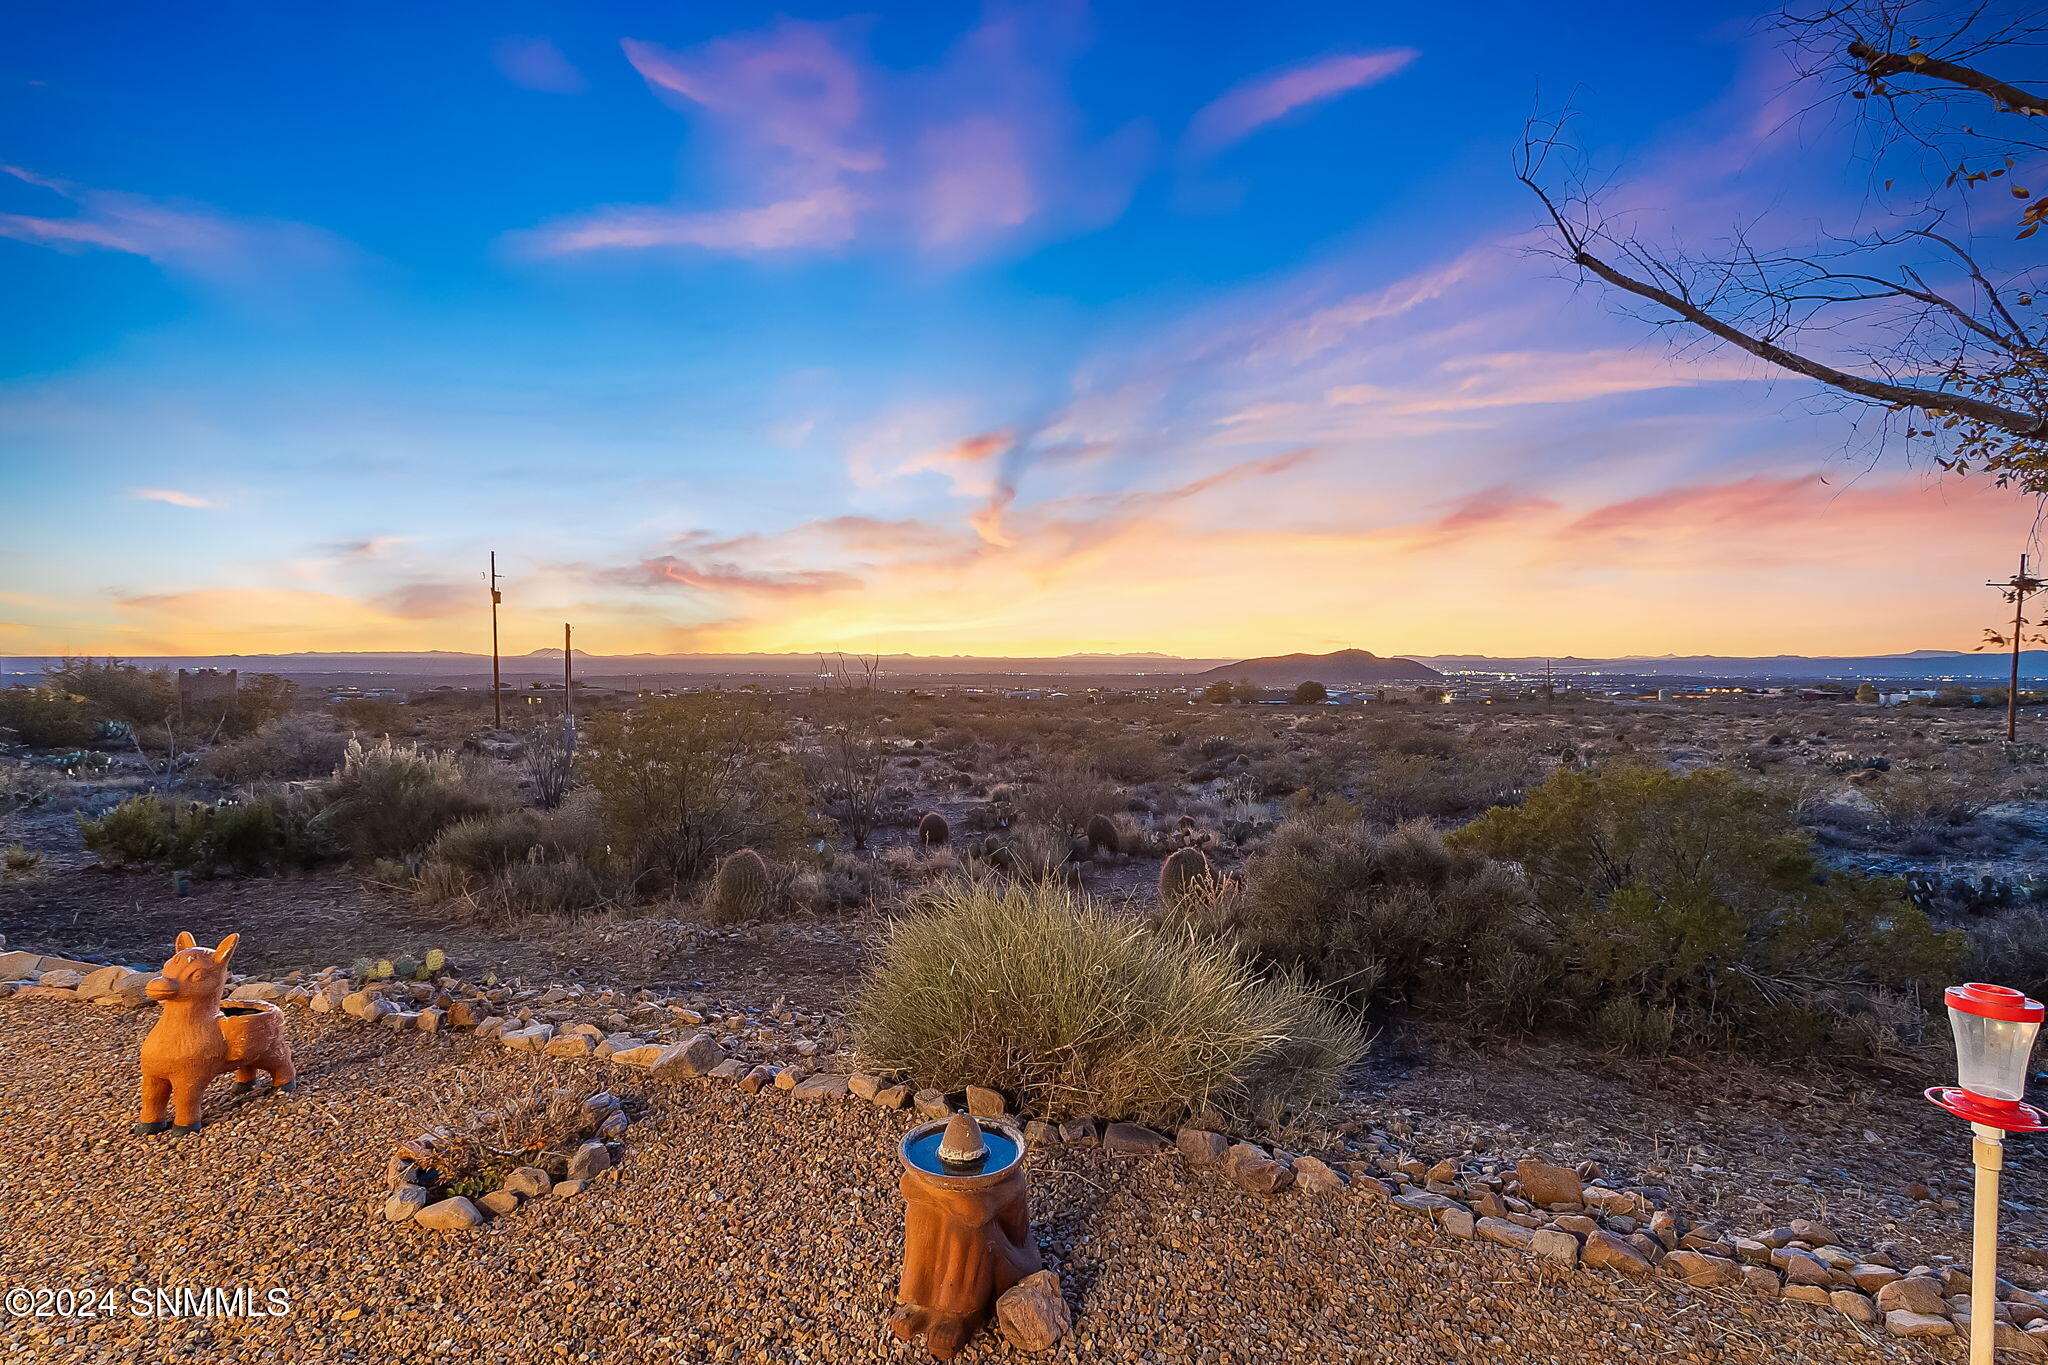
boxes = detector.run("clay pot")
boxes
[890,1115,1041,1359]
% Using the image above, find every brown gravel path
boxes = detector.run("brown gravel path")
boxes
[0,1000,1943,1364]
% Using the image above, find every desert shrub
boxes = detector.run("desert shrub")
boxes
[917,810,949,846]
[1352,746,1534,823]
[1090,734,1173,784]
[0,686,99,748]
[199,713,350,782]
[1861,768,1998,838]
[312,738,515,860]
[3,844,44,878]
[521,725,576,809]
[1192,801,1532,1017]
[0,762,61,814]
[1965,915,2048,1002]
[79,789,330,874]
[707,848,772,924]
[1015,755,1121,833]
[1451,765,1964,1053]
[852,878,1364,1128]
[582,696,807,890]
[43,658,175,727]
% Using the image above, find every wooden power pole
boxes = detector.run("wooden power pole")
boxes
[562,621,575,751]
[1987,553,2042,743]
[489,551,503,729]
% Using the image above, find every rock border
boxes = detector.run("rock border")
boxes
[4,945,2031,1354]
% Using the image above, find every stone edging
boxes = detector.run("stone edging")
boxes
[3,946,2036,1355]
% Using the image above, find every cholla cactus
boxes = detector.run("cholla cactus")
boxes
[1158,847,1213,908]
[917,811,950,847]
[708,848,771,924]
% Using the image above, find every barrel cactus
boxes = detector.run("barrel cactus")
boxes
[1084,812,1120,856]
[709,848,772,924]
[1158,847,1213,908]
[918,810,950,847]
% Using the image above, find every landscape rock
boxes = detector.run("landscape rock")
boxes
[383,1185,429,1222]
[1225,1143,1294,1196]
[1476,1218,1536,1252]
[1830,1289,1879,1324]
[414,1197,484,1231]
[1885,1310,1956,1338]
[1515,1158,1582,1208]
[1177,1129,1229,1167]
[552,1179,590,1198]
[1531,1229,1580,1265]
[1292,1155,1347,1197]
[647,1035,726,1079]
[964,1086,1006,1117]
[1663,1251,1740,1288]
[1582,1230,1657,1277]
[503,1167,552,1198]
[566,1140,612,1181]
[1876,1276,1948,1316]
[479,1190,521,1217]
[1103,1123,1170,1156]
[792,1073,851,1101]
[996,1270,1071,1353]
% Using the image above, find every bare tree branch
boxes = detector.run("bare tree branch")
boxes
[1849,39,2048,115]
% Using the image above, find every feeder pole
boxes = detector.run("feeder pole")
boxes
[1971,1122,2003,1365]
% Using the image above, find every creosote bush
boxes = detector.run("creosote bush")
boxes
[79,789,331,875]
[1175,799,1531,1018]
[1450,764,1964,1054]
[852,878,1364,1128]
[313,738,514,860]
[198,713,351,782]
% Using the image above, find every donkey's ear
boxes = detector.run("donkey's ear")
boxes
[212,933,239,966]
[175,931,197,951]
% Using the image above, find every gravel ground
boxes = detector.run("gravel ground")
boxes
[0,1000,1948,1365]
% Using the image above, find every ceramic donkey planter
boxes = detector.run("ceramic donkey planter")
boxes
[134,932,296,1135]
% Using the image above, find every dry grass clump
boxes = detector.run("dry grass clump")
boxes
[852,878,1363,1128]
[411,1063,620,1199]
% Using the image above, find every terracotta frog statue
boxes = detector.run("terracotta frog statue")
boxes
[134,932,296,1135]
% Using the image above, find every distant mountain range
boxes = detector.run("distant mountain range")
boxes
[1191,649,1445,687]
[4,647,2038,685]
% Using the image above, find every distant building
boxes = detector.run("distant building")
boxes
[177,668,238,707]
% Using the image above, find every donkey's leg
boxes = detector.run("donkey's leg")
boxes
[134,1073,173,1135]
[230,1065,259,1095]
[169,1077,205,1133]
[263,1048,297,1093]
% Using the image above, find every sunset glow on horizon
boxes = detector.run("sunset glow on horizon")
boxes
[4,2,2037,661]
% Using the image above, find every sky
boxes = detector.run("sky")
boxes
[1,0,2038,660]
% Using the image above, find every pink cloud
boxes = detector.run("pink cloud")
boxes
[524,11,1143,262]
[1187,50,1417,154]
[492,37,587,94]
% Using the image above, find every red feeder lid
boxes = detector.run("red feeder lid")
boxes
[1947,983,2046,1024]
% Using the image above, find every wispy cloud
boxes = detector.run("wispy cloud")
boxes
[1186,50,1417,156]
[492,37,586,94]
[522,8,1145,262]
[0,165,345,284]
[128,487,214,508]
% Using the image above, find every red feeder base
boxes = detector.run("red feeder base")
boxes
[1925,1087,2048,1133]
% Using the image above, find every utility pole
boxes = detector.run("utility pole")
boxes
[489,551,503,729]
[1543,658,1555,709]
[1987,554,2043,743]
[562,622,575,752]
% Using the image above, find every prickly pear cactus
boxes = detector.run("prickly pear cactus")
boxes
[424,947,446,974]
[373,958,395,981]
[349,956,374,983]
[393,955,419,981]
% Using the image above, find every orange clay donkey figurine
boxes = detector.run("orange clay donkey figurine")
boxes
[134,932,296,1136]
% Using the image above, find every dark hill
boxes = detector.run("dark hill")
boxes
[1191,649,1445,687]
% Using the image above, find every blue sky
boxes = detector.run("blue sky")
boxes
[0,1,2032,657]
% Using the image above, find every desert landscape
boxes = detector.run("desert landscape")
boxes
[9,0,2048,1358]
